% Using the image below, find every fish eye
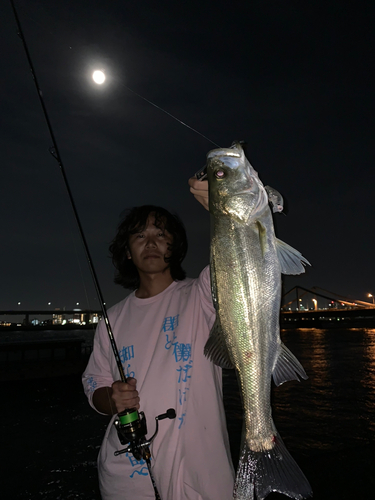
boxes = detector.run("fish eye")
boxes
[215,169,226,179]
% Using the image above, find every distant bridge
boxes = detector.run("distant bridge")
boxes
[281,306,375,329]
[281,286,375,328]
[282,286,375,310]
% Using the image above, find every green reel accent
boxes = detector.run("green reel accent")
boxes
[119,410,139,425]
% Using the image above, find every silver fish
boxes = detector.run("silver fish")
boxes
[204,142,312,500]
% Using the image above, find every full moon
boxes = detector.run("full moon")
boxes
[92,70,106,84]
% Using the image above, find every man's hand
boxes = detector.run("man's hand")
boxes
[188,177,209,211]
[111,378,140,413]
[92,379,140,415]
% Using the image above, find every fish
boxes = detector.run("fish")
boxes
[204,142,312,500]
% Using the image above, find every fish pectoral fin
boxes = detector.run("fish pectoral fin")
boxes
[204,317,234,369]
[275,238,311,275]
[272,342,308,386]
[256,220,268,257]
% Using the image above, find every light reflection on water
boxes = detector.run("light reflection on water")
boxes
[223,327,375,459]
[361,329,375,435]
[279,328,375,452]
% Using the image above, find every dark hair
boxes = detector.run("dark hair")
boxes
[109,205,188,290]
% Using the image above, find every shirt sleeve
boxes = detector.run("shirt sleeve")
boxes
[82,318,116,414]
[196,265,216,329]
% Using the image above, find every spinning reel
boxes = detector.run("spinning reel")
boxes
[114,407,176,459]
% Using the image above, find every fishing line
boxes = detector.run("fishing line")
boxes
[14,0,220,148]
[119,82,220,148]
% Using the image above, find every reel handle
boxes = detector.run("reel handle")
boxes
[156,409,176,421]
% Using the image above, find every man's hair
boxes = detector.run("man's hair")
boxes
[109,205,188,290]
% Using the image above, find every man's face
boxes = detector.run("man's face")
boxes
[127,215,173,277]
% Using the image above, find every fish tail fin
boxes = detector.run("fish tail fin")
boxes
[234,432,312,500]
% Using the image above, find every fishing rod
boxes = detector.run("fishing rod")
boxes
[10,0,126,385]
[10,2,175,498]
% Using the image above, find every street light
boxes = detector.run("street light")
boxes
[368,293,374,304]
[312,298,317,311]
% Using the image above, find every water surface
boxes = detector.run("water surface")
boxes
[2,327,375,499]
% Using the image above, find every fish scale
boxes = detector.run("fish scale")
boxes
[204,142,312,500]
[215,216,277,450]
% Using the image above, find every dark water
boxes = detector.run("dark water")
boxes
[224,328,375,499]
[2,328,375,499]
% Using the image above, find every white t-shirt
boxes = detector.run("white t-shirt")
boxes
[82,266,234,500]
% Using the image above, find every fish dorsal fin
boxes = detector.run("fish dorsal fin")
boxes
[272,342,308,386]
[204,316,234,369]
[275,238,311,275]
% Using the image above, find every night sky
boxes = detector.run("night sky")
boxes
[1,0,374,312]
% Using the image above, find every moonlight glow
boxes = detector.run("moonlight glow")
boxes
[92,70,106,84]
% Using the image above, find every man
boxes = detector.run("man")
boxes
[82,178,234,499]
